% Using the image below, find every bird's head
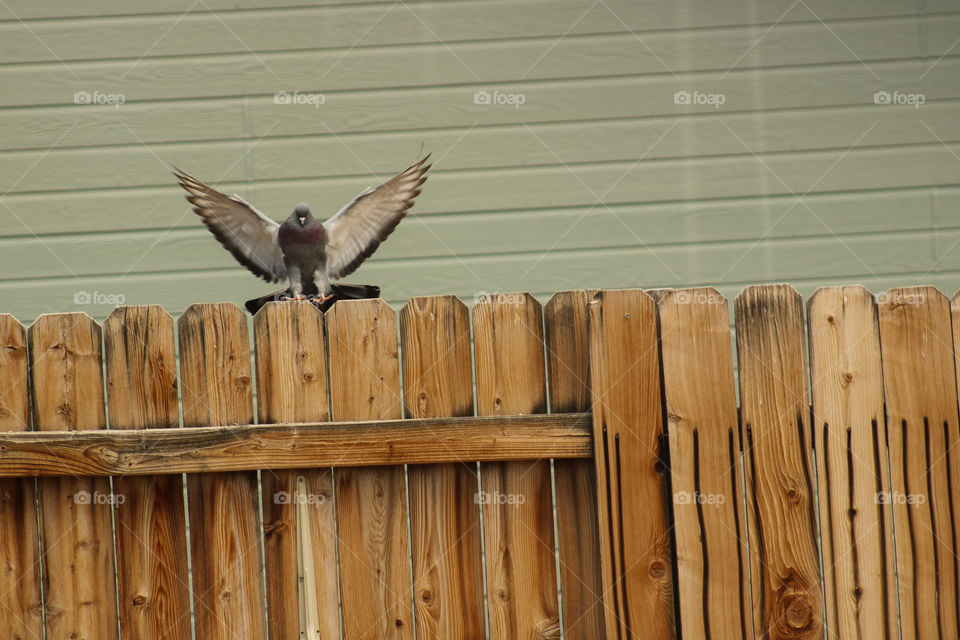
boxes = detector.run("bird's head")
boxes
[293,203,312,227]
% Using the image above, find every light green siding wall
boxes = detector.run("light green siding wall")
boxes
[1,0,958,322]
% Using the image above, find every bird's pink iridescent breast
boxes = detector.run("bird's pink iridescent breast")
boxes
[279,220,325,245]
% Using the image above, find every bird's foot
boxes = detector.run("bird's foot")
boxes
[318,293,335,303]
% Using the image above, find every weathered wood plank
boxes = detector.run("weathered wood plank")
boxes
[658,288,750,640]
[588,289,674,639]
[474,292,560,639]
[178,303,266,640]
[326,299,413,640]
[881,287,960,640]
[104,306,190,640]
[400,295,484,640]
[29,313,119,640]
[544,290,605,640]
[253,301,339,640]
[0,413,593,477]
[808,286,896,640]
[735,285,823,640]
[0,314,43,638]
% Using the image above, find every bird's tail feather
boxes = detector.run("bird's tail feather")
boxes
[244,283,381,315]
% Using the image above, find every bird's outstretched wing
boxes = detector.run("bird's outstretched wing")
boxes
[323,155,431,279]
[174,169,288,283]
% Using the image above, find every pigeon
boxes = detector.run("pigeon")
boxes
[174,155,430,305]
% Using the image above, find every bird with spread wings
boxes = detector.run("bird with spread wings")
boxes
[174,155,430,308]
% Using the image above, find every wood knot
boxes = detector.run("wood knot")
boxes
[537,617,561,640]
[786,486,801,504]
[131,594,148,607]
[840,372,854,388]
[235,375,251,389]
[395,619,403,628]
[774,575,817,634]
[301,372,316,383]
[649,559,667,579]
[419,589,433,606]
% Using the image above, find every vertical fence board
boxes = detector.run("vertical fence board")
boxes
[544,290,605,640]
[880,287,960,640]
[254,301,340,640]
[588,288,674,639]
[400,295,484,640]
[104,306,191,640]
[657,288,750,640]
[326,299,413,640]
[0,314,43,638]
[735,285,823,640]
[807,286,895,640]
[178,303,265,640]
[473,293,560,640]
[29,313,119,640]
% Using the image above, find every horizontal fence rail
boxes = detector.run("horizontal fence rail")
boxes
[0,285,958,640]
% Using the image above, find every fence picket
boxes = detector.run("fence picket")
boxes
[657,288,750,640]
[29,313,119,640]
[0,314,42,638]
[735,284,823,640]
[544,290,605,640]
[104,306,191,640]
[807,286,896,640]
[880,287,960,640]
[326,298,413,640]
[400,295,485,640]
[473,293,560,639]
[588,288,674,639]
[177,303,266,640]
[253,301,340,640]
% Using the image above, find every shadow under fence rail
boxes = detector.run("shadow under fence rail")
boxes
[0,284,955,640]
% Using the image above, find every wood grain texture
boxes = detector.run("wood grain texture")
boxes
[881,287,960,640]
[0,413,593,476]
[657,288,750,640]
[253,301,339,640]
[104,306,190,640]
[400,295,484,640]
[473,293,560,640]
[177,303,266,640]
[588,289,674,639]
[544,290,605,640]
[735,285,823,640]
[807,286,895,640]
[28,313,119,640]
[326,298,413,640]
[0,314,43,638]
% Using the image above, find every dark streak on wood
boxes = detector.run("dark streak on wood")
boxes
[693,429,710,640]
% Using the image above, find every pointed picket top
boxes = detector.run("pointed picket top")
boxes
[104,305,179,430]
[28,311,105,431]
[0,314,29,431]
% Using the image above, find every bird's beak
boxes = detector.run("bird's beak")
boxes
[298,216,306,225]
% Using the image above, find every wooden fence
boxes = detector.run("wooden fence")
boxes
[0,284,957,640]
